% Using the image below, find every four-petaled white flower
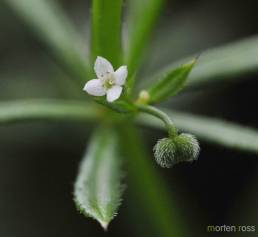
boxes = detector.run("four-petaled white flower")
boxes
[83,56,128,102]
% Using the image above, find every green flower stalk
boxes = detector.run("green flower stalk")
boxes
[136,104,200,168]
[136,104,178,138]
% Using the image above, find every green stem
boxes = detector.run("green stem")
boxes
[120,124,188,237]
[137,108,258,154]
[136,104,177,137]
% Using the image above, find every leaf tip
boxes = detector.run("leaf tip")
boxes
[187,57,198,67]
[180,58,198,73]
[188,53,201,68]
[99,220,109,231]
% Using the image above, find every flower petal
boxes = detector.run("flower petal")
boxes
[94,56,114,78]
[83,79,106,96]
[114,66,128,85]
[106,85,123,102]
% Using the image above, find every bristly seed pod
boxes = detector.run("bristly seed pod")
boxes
[153,138,176,168]
[153,133,200,168]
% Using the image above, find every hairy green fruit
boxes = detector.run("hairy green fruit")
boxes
[153,138,176,168]
[153,133,200,168]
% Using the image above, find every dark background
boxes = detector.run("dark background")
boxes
[0,0,258,236]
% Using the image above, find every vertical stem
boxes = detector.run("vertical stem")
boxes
[120,124,188,237]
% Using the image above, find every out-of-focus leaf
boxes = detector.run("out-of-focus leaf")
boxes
[138,109,258,154]
[126,0,164,83]
[74,127,124,229]
[147,35,258,89]
[0,100,98,124]
[4,0,88,83]
[91,0,122,68]
[120,124,189,237]
[189,35,258,86]
[147,59,196,103]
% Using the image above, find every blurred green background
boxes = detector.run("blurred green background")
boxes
[0,0,258,236]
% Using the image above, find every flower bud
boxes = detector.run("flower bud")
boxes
[153,133,200,168]
[137,90,150,104]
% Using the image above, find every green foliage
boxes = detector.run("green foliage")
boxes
[189,35,258,86]
[91,0,122,68]
[74,127,124,229]
[147,59,196,103]
[126,0,164,83]
[2,0,258,233]
[156,35,258,88]
[139,109,258,154]
[4,0,88,83]
[0,100,98,124]
[120,125,189,237]
[95,98,136,114]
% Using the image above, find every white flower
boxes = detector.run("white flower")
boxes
[83,56,128,102]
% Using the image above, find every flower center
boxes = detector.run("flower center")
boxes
[103,73,115,89]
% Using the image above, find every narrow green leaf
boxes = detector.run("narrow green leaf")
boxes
[149,35,258,89]
[126,0,164,81]
[120,124,189,237]
[0,100,98,124]
[138,109,258,154]
[4,0,88,83]
[189,35,258,86]
[147,59,196,103]
[74,127,124,229]
[91,0,122,68]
